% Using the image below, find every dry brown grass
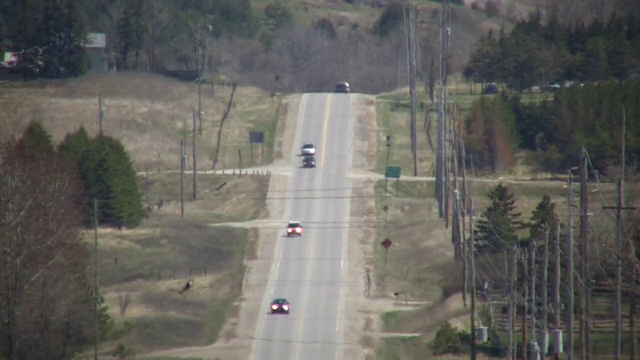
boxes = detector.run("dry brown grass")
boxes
[0,73,280,357]
[1,72,277,172]
[77,171,269,356]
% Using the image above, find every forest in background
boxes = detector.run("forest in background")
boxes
[1,0,637,94]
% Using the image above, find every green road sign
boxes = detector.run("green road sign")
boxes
[385,166,401,179]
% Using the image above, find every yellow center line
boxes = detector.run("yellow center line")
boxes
[294,94,331,359]
[320,94,332,168]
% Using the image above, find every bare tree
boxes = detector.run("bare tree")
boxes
[144,0,173,70]
[0,141,95,359]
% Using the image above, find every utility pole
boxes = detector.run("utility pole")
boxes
[523,248,528,360]
[93,198,99,360]
[541,226,549,356]
[469,199,477,360]
[192,109,197,200]
[602,108,635,360]
[529,239,539,360]
[510,245,518,360]
[98,94,104,137]
[453,187,462,260]
[198,80,203,135]
[452,134,462,260]
[566,167,577,360]
[461,139,468,307]
[553,222,562,360]
[180,139,185,218]
[404,3,418,176]
[435,0,451,218]
[579,147,591,360]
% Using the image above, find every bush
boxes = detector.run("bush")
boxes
[431,322,462,355]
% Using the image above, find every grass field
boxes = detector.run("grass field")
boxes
[0,72,279,173]
[0,73,277,357]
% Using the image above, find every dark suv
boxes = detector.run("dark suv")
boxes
[302,155,316,168]
[335,82,350,93]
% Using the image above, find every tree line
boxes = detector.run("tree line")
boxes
[0,0,257,78]
[0,122,142,359]
[464,81,640,176]
[463,12,640,92]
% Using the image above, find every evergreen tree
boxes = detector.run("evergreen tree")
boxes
[58,126,90,165]
[608,31,632,81]
[313,18,337,40]
[79,136,143,228]
[15,121,54,159]
[13,0,87,78]
[473,184,522,253]
[210,0,258,38]
[463,32,500,84]
[529,195,558,242]
[500,26,544,91]
[117,1,135,69]
[264,2,294,31]
[373,2,405,38]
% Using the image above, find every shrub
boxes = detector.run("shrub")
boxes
[431,322,462,355]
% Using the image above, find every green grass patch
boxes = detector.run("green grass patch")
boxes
[375,336,429,360]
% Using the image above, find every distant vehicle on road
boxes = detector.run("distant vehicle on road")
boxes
[301,143,316,155]
[484,83,499,94]
[302,155,316,168]
[335,82,350,93]
[270,298,290,314]
[286,221,303,237]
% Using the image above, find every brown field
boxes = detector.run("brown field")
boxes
[0,72,279,173]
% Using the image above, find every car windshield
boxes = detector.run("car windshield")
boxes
[303,144,314,149]
[288,222,300,227]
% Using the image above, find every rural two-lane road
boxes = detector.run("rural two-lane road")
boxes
[250,93,356,359]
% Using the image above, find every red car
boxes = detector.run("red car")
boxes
[286,221,303,237]
[270,298,290,314]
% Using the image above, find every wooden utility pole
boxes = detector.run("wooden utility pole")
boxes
[98,94,104,137]
[405,3,418,176]
[579,147,591,360]
[523,248,528,360]
[631,298,637,360]
[553,222,562,360]
[192,109,197,200]
[469,199,477,360]
[602,108,635,360]
[566,168,576,360]
[541,226,549,355]
[510,246,518,360]
[461,139,468,307]
[452,135,462,260]
[180,139,185,218]
[93,198,99,360]
[529,240,539,360]
[198,80,203,135]
[435,0,451,218]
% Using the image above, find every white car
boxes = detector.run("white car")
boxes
[301,143,316,155]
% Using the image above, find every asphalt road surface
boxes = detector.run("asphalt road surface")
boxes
[250,93,355,360]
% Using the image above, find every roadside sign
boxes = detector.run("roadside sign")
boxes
[385,166,401,179]
[249,131,264,143]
